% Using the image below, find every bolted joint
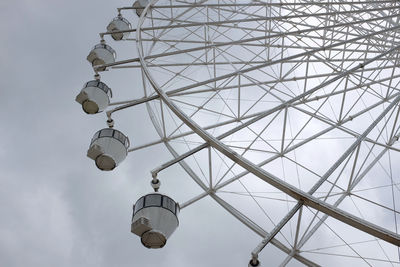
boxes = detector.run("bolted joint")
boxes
[107,119,114,128]
[151,179,161,192]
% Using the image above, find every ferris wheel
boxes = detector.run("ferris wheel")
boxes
[76,0,400,266]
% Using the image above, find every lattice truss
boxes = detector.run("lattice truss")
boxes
[98,0,400,266]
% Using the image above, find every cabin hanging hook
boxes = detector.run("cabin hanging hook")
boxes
[151,173,160,192]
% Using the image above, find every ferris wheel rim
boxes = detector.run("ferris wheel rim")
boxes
[126,1,400,265]
[135,0,400,249]
[73,0,400,265]
[134,2,321,264]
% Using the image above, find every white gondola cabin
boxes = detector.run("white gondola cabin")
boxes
[87,43,116,71]
[133,0,150,17]
[107,15,132,41]
[75,80,112,114]
[131,193,179,249]
[87,128,129,171]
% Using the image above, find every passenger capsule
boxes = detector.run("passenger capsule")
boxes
[87,128,129,171]
[75,80,112,114]
[87,42,116,71]
[107,15,131,41]
[131,193,179,249]
[133,0,150,17]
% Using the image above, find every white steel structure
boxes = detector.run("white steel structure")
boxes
[78,0,400,266]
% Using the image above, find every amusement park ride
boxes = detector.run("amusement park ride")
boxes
[76,0,400,266]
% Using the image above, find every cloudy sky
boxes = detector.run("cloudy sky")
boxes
[3,0,400,266]
[0,1,296,266]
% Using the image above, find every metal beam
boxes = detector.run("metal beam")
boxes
[136,3,400,246]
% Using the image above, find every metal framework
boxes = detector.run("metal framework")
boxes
[85,0,400,265]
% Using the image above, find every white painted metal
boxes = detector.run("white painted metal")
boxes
[137,12,400,244]
[133,0,400,264]
[80,0,400,265]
